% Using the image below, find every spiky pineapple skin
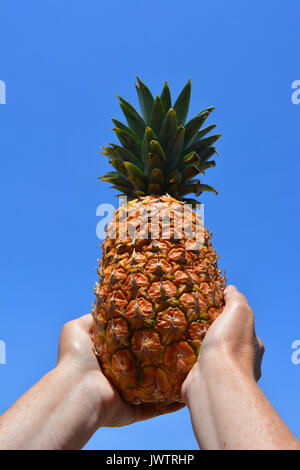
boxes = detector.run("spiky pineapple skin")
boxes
[92,195,225,405]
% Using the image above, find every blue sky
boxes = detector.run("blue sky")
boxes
[1,0,300,450]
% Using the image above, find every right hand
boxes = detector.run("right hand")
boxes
[183,285,265,397]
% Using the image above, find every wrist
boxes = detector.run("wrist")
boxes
[200,342,258,381]
[182,349,255,407]
[55,358,119,429]
[54,360,103,435]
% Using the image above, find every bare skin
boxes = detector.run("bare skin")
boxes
[0,315,183,450]
[0,285,298,450]
[182,285,300,450]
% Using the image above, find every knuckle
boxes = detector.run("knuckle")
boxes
[232,300,253,318]
[246,306,254,320]
[62,320,75,333]
[241,303,254,320]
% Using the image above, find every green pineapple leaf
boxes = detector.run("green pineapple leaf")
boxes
[145,152,164,179]
[124,162,147,183]
[112,119,142,142]
[147,183,161,194]
[184,107,215,149]
[197,146,218,163]
[182,163,201,181]
[176,151,198,171]
[111,184,133,195]
[142,127,158,162]
[99,171,117,179]
[109,158,128,178]
[197,160,216,173]
[183,151,201,164]
[160,81,172,112]
[149,168,164,185]
[167,183,180,196]
[134,190,147,197]
[100,78,221,201]
[181,198,200,208]
[105,144,142,168]
[166,168,182,185]
[193,124,217,141]
[114,127,142,159]
[179,183,218,197]
[165,125,185,169]
[118,101,146,140]
[197,183,218,195]
[135,77,154,124]
[186,134,221,155]
[149,140,166,163]
[117,95,145,124]
[150,95,165,135]
[173,78,191,125]
[159,108,177,150]
[100,172,132,188]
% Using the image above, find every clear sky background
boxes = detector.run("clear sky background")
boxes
[1,0,300,450]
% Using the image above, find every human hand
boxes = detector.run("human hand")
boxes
[57,314,183,429]
[180,287,300,451]
[182,285,265,399]
[201,284,264,380]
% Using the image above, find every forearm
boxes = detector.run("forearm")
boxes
[184,355,300,450]
[0,362,101,450]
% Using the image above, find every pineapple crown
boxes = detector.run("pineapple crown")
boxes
[100,78,220,206]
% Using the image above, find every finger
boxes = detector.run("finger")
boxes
[224,285,250,309]
[136,401,185,422]
[254,336,264,382]
[254,366,262,382]
[257,336,265,356]
[76,313,94,333]
[224,284,238,295]
[157,402,185,416]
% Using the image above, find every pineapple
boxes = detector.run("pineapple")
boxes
[92,78,226,405]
